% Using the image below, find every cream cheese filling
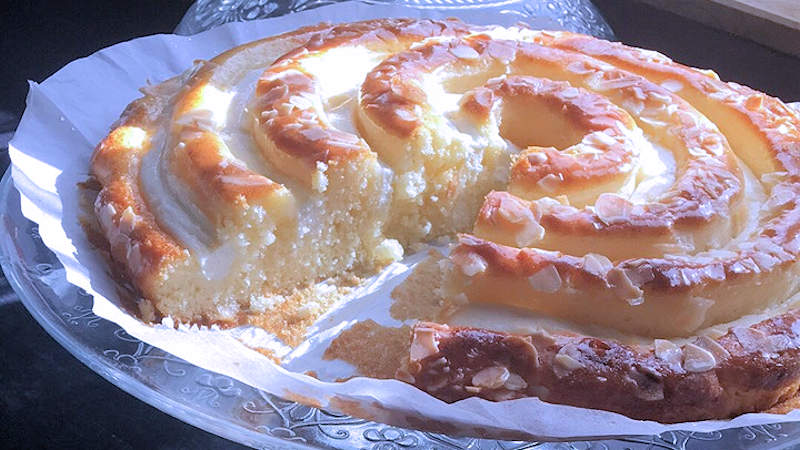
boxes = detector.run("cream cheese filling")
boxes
[449,290,800,347]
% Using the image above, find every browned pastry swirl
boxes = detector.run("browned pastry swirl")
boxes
[90,19,477,323]
[397,30,800,422]
[405,317,800,422]
[90,19,800,422]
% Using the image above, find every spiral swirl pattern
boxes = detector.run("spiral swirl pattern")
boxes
[91,19,800,420]
[91,19,478,323]
[442,32,800,338]
[393,29,800,421]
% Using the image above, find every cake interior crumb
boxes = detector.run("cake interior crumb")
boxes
[323,319,411,379]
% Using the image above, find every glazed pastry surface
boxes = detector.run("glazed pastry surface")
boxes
[89,19,800,422]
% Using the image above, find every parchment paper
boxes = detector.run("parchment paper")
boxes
[9,2,800,440]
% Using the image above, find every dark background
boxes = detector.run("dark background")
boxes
[1,1,798,448]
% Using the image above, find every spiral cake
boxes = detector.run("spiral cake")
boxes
[90,18,800,422]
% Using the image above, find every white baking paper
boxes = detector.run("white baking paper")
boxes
[9,2,800,440]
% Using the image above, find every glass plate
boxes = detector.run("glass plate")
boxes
[4,172,800,449]
[176,0,615,39]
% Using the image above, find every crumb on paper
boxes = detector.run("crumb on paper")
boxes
[323,319,411,379]
[329,396,384,422]
[390,250,449,321]
[252,347,281,365]
[246,282,355,348]
[282,391,323,409]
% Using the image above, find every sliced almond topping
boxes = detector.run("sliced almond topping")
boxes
[560,86,581,99]
[536,173,563,193]
[732,326,767,351]
[660,79,683,93]
[288,94,313,109]
[457,252,488,277]
[745,95,763,111]
[653,339,682,366]
[515,221,545,247]
[526,152,548,164]
[554,345,585,377]
[760,171,789,187]
[683,343,716,372]
[472,366,510,389]
[528,329,556,347]
[588,130,618,148]
[582,253,613,277]
[119,206,139,235]
[504,373,528,391]
[410,327,440,362]
[497,196,530,224]
[276,101,296,115]
[127,242,144,274]
[607,267,644,304]
[98,202,117,232]
[765,334,793,353]
[554,353,584,374]
[495,197,545,246]
[594,193,632,225]
[704,327,727,340]
[468,88,493,110]
[695,335,730,361]
[451,45,480,60]
[528,265,562,293]
[518,336,541,368]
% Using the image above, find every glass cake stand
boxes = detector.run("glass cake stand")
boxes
[175,0,616,38]
[4,0,800,446]
[4,175,800,449]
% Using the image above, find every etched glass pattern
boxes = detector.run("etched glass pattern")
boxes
[5,0,800,444]
[175,0,614,39]
[3,164,800,448]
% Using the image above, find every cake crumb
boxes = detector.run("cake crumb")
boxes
[765,388,800,414]
[390,250,450,321]
[323,320,411,379]
[253,347,281,365]
[246,282,354,347]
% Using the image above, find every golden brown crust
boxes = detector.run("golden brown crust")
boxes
[404,311,800,422]
[90,92,187,292]
[364,34,746,240]
[252,18,475,182]
[383,27,800,422]
[444,31,800,339]
[88,25,326,304]
[89,18,800,424]
[462,76,638,202]
[534,31,800,177]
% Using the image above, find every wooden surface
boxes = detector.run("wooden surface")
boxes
[634,0,800,57]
